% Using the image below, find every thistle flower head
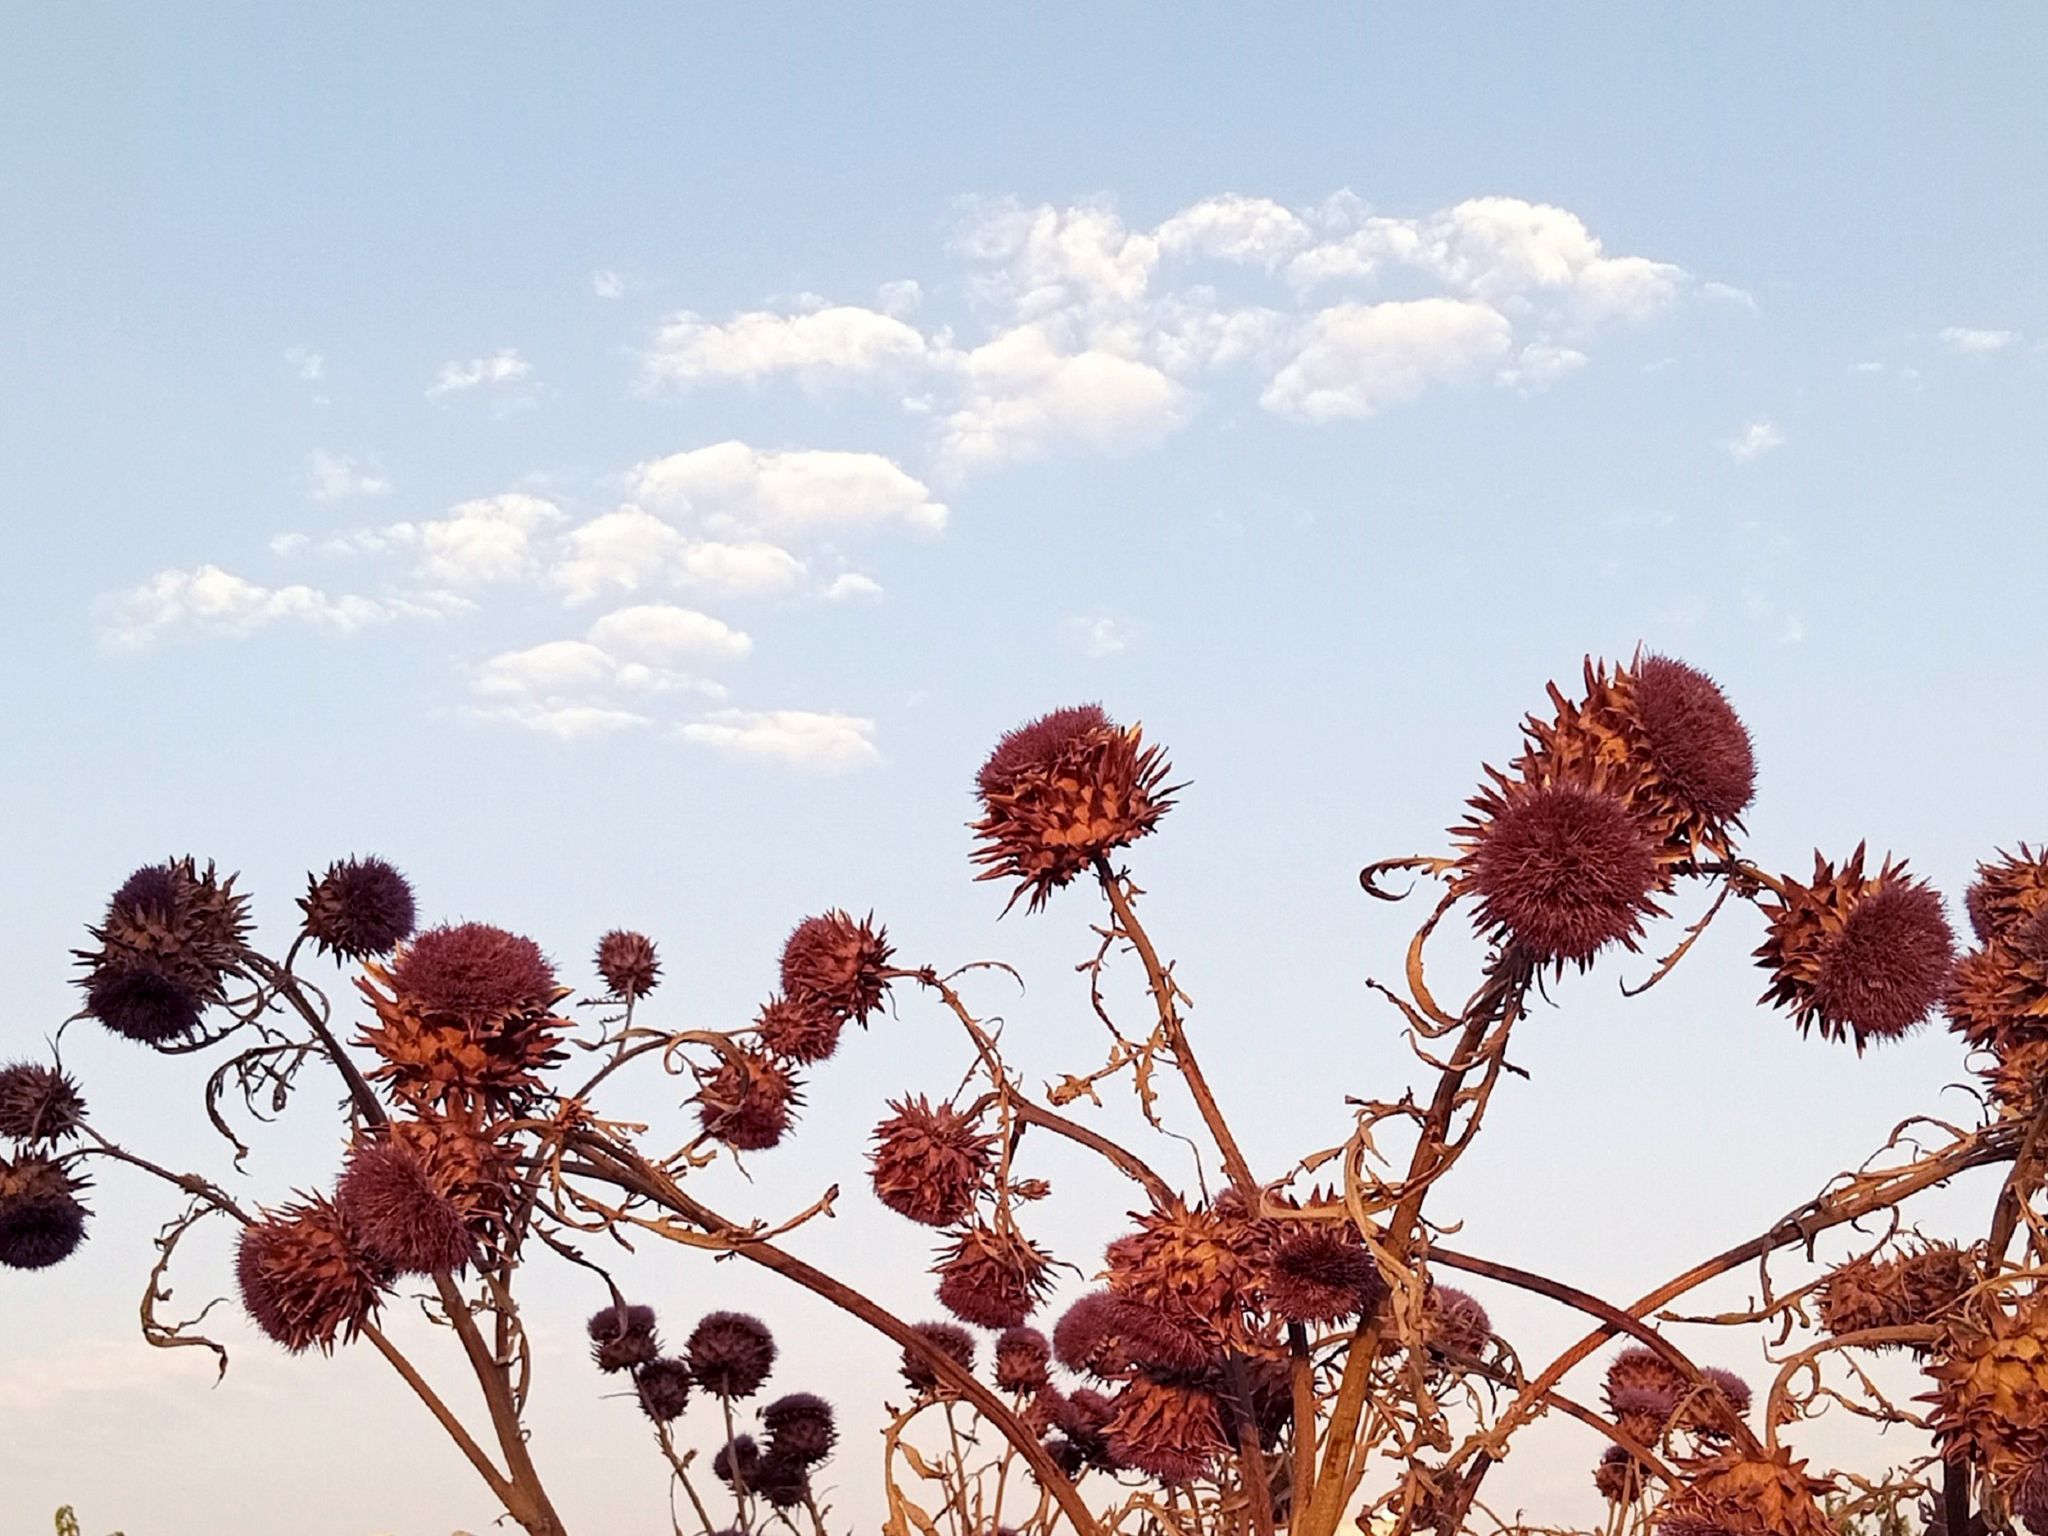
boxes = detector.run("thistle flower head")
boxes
[761,1391,837,1464]
[385,1107,519,1250]
[935,1222,1056,1330]
[1424,1285,1492,1363]
[390,923,558,1023]
[78,858,249,1046]
[695,1050,800,1152]
[755,994,844,1065]
[994,1326,1052,1392]
[1104,1195,1262,1349]
[971,705,1176,912]
[1652,1448,1837,1536]
[1816,1240,1977,1345]
[299,856,416,961]
[750,1450,810,1510]
[0,1155,90,1270]
[1926,1294,2048,1486]
[779,910,893,1024]
[1104,1375,1228,1485]
[336,1139,477,1276]
[713,1434,761,1486]
[1966,846,2048,945]
[902,1320,976,1393]
[594,929,661,1001]
[870,1095,995,1226]
[0,1063,87,1146]
[1261,1228,1386,1325]
[634,1357,693,1423]
[587,1303,660,1374]
[1595,1445,1648,1504]
[235,1196,391,1353]
[1629,656,1757,831]
[1757,849,1956,1050]
[687,1311,777,1398]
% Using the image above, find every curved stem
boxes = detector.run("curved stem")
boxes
[363,1322,516,1506]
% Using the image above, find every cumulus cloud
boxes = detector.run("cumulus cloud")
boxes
[307,449,391,502]
[644,306,930,387]
[1496,341,1590,393]
[938,325,1184,472]
[1156,195,1312,267]
[428,348,536,400]
[1724,420,1786,462]
[471,622,735,741]
[415,494,562,586]
[585,603,751,663]
[1937,326,2020,355]
[630,441,947,536]
[1262,298,1512,420]
[954,199,1160,336]
[551,506,689,603]
[102,566,455,649]
[822,572,883,601]
[679,708,879,770]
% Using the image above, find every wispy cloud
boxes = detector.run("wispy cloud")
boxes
[427,348,537,403]
[678,708,879,770]
[1937,326,2020,355]
[1723,419,1786,463]
[307,449,391,502]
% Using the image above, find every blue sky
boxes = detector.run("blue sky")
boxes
[3,7,2045,1533]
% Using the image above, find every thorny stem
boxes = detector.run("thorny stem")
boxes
[1094,856,1258,1196]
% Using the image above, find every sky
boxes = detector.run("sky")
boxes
[3,6,2046,1533]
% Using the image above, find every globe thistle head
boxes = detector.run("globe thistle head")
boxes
[1757,848,1956,1050]
[1104,1375,1228,1486]
[1054,1387,1121,1471]
[634,1357,693,1423]
[300,857,416,961]
[0,1062,87,1145]
[1103,1194,1263,1349]
[935,1222,1056,1330]
[1816,1240,1977,1345]
[761,1391,837,1464]
[336,1139,477,1276]
[1454,769,1665,968]
[78,859,250,1045]
[83,961,205,1046]
[0,1155,90,1270]
[1967,846,2048,945]
[713,1434,761,1486]
[235,1196,392,1353]
[1054,1290,1128,1377]
[1626,656,1757,840]
[389,923,559,1024]
[755,994,844,1065]
[1102,1298,1219,1381]
[1925,1294,2048,1488]
[1261,1228,1386,1325]
[1653,1448,1838,1536]
[870,1095,995,1226]
[902,1320,975,1393]
[687,1311,777,1398]
[1604,1345,1688,1445]
[1424,1285,1492,1363]
[695,1050,800,1152]
[385,1107,520,1251]
[779,910,893,1025]
[1687,1368,1753,1441]
[594,929,661,1002]
[751,1450,810,1510]
[995,1326,1051,1393]
[971,705,1177,913]
[587,1303,660,1374]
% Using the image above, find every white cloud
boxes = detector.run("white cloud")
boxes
[823,572,884,601]
[644,306,929,386]
[285,347,325,383]
[103,565,448,649]
[1701,281,1759,312]
[1151,293,1284,375]
[427,348,535,399]
[1156,195,1312,267]
[954,199,1159,336]
[307,449,391,502]
[1065,615,1140,657]
[470,634,729,740]
[1262,298,1513,420]
[938,324,1184,472]
[1496,341,1590,393]
[415,493,561,586]
[586,603,751,663]
[679,708,879,770]
[552,506,690,603]
[877,279,922,317]
[678,539,807,595]
[592,270,625,300]
[1724,419,1786,462]
[1937,326,2019,355]
[631,441,947,536]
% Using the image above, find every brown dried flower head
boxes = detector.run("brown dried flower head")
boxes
[587,1303,660,1374]
[1925,1292,2048,1485]
[971,705,1176,912]
[1816,1240,1977,1345]
[235,1196,392,1354]
[1653,1448,1835,1536]
[1756,846,1956,1050]
[695,1049,799,1152]
[780,910,893,1024]
[994,1326,1052,1393]
[1453,764,1667,968]
[1104,1375,1229,1485]
[902,1319,976,1394]
[594,929,661,1002]
[0,1155,90,1270]
[755,994,844,1065]
[78,858,251,1045]
[935,1222,1056,1330]
[687,1311,778,1398]
[1967,846,2048,945]
[1425,1285,1492,1364]
[1104,1194,1262,1350]
[336,1139,477,1276]
[761,1392,837,1464]
[386,1107,520,1249]
[1261,1227,1386,1325]
[0,1062,87,1146]
[634,1357,693,1423]
[1595,1445,1650,1504]
[869,1095,994,1226]
[299,856,416,961]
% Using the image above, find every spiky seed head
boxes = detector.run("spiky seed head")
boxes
[994,1326,1051,1392]
[870,1095,994,1226]
[0,1156,90,1270]
[902,1320,976,1394]
[1261,1228,1386,1325]
[1104,1375,1229,1485]
[1425,1286,1492,1363]
[935,1222,1056,1330]
[687,1311,777,1398]
[587,1303,660,1373]
[0,1063,87,1146]
[594,929,661,1001]
[761,1391,837,1464]
[336,1140,476,1276]
[694,1050,799,1152]
[235,1196,392,1354]
[779,910,893,1024]
[1652,1448,1838,1536]
[634,1357,693,1422]
[300,857,416,961]
[755,994,844,1065]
